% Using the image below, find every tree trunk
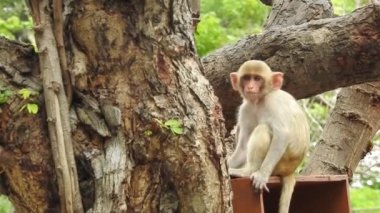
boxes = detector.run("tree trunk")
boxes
[303,83,380,175]
[0,0,231,212]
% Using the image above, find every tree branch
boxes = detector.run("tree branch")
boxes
[53,0,73,105]
[28,0,83,212]
[202,4,380,130]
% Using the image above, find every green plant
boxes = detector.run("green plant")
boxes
[0,195,13,213]
[18,88,39,114]
[195,0,268,56]
[0,89,12,104]
[155,118,184,135]
[351,186,380,209]
[144,130,153,137]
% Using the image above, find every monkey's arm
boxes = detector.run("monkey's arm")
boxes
[228,126,249,169]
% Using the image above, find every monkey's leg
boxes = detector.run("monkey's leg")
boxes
[246,124,271,172]
[229,124,272,177]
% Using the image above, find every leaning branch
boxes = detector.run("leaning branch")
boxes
[28,0,83,212]
[202,4,380,129]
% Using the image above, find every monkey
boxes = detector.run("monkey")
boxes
[227,60,309,213]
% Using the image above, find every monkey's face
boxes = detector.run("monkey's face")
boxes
[230,60,283,103]
[241,74,265,102]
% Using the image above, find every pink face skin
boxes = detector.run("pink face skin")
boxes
[241,74,264,102]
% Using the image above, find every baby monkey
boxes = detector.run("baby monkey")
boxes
[228,60,309,213]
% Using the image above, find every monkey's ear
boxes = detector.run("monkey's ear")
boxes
[272,72,284,90]
[230,72,239,91]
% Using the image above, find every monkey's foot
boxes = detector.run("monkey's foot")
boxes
[250,172,269,192]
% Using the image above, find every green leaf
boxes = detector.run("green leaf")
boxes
[144,130,153,137]
[26,103,38,114]
[171,127,184,135]
[18,88,31,99]
[164,119,182,128]
[0,90,12,104]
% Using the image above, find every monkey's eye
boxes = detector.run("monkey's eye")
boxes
[242,75,252,81]
[242,75,262,81]
[253,75,262,81]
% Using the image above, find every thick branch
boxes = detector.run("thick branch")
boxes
[264,0,332,28]
[203,4,380,130]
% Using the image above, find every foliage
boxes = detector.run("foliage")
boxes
[0,0,28,19]
[195,0,268,56]
[0,89,12,104]
[353,141,380,190]
[18,88,39,114]
[0,196,13,213]
[351,186,380,209]
[333,0,370,15]
[0,0,33,43]
[195,12,230,56]
[18,88,34,99]
[144,130,153,137]
[155,118,184,135]
[0,16,32,40]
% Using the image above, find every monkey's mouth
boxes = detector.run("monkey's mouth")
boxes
[246,92,260,96]
[245,93,261,101]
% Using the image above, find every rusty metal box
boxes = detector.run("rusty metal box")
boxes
[231,175,350,213]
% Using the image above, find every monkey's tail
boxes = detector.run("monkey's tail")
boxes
[279,174,296,213]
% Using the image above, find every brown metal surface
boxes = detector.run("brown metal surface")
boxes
[231,175,350,213]
[231,178,264,213]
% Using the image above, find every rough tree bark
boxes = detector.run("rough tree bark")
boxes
[0,0,231,212]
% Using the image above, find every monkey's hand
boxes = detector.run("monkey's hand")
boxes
[250,171,269,192]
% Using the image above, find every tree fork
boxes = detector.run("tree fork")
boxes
[27,0,83,212]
